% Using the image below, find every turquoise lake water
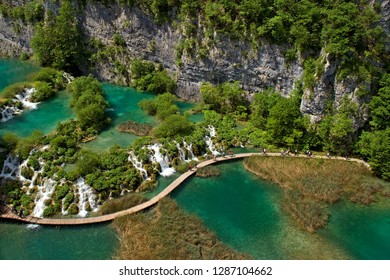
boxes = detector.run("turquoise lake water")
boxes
[0,222,118,260]
[0,59,39,91]
[1,59,390,260]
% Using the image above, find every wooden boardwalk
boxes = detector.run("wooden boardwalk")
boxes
[0,153,370,226]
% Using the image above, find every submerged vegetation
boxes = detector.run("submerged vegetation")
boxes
[113,198,247,260]
[244,156,390,232]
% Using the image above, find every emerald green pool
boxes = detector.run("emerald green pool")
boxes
[172,160,390,260]
[0,59,39,91]
[0,222,118,260]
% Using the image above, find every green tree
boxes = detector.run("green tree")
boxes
[357,129,390,180]
[369,74,390,130]
[153,114,193,138]
[31,0,81,72]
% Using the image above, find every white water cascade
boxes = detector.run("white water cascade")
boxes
[176,141,198,162]
[128,151,149,180]
[205,125,220,156]
[0,154,20,178]
[32,179,56,217]
[0,88,39,122]
[147,143,175,177]
[75,177,99,217]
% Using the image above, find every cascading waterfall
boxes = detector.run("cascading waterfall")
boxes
[183,141,198,161]
[176,141,198,162]
[75,177,99,217]
[0,88,39,122]
[0,154,20,178]
[32,179,56,217]
[205,125,220,156]
[1,148,99,218]
[147,143,175,177]
[128,151,149,180]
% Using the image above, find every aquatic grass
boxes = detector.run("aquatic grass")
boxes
[113,198,247,260]
[98,193,148,215]
[244,156,390,232]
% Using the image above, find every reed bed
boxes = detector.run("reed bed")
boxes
[113,198,247,260]
[244,156,390,232]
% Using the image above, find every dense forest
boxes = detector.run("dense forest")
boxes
[0,0,389,217]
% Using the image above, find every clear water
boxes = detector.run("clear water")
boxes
[172,160,390,259]
[0,59,40,92]
[0,222,118,260]
[0,91,73,137]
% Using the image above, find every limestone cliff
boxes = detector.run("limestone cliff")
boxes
[0,0,388,129]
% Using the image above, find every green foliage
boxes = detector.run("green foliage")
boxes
[30,68,65,90]
[1,133,20,152]
[153,114,194,138]
[318,99,356,155]
[138,92,179,121]
[0,82,30,100]
[250,88,282,129]
[357,129,390,180]
[76,149,100,177]
[21,166,34,180]
[67,75,108,131]
[67,203,79,215]
[369,74,390,131]
[130,59,176,94]
[43,206,55,217]
[31,0,82,72]
[15,130,45,159]
[31,81,55,102]
[201,81,247,116]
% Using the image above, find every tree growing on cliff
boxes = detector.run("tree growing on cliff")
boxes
[31,0,82,73]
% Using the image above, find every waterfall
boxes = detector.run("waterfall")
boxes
[0,154,20,178]
[147,143,175,177]
[0,88,39,122]
[15,88,39,110]
[183,141,198,161]
[176,141,187,162]
[205,125,220,156]
[0,106,19,122]
[128,151,149,180]
[176,141,198,162]
[75,178,99,217]
[32,179,56,217]
[63,72,74,83]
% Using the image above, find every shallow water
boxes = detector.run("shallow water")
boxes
[172,160,390,259]
[0,59,39,92]
[0,222,118,260]
[0,91,73,137]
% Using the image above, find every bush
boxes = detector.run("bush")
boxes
[30,68,64,90]
[21,166,34,180]
[67,203,79,215]
[153,115,194,138]
[43,206,55,217]
[31,81,55,102]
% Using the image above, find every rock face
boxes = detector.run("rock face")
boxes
[79,2,303,101]
[0,0,388,128]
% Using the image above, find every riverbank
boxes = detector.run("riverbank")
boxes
[243,156,390,233]
[113,198,247,260]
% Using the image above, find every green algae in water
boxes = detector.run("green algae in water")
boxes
[0,222,118,260]
[0,59,40,92]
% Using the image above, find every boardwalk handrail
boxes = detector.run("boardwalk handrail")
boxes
[0,153,370,225]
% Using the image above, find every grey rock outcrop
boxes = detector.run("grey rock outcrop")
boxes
[80,2,303,101]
